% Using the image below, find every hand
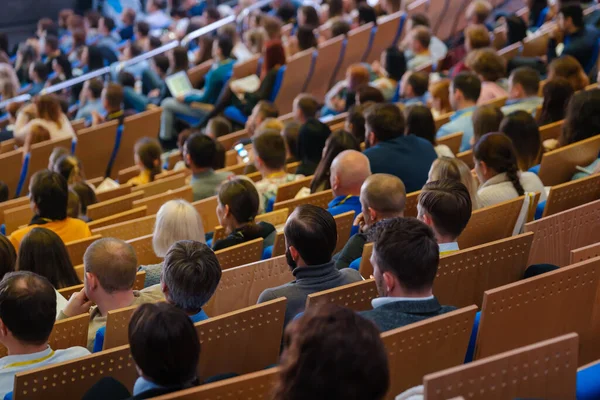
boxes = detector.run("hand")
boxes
[62,289,93,317]
[148,89,160,98]
[371,60,381,75]
[353,212,367,233]
[91,110,104,126]
[176,95,185,103]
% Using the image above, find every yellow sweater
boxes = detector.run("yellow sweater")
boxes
[9,218,93,250]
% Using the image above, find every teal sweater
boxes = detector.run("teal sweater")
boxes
[184,58,235,105]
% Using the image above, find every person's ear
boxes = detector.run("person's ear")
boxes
[382,271,396,294]
[368,207,377,222]
[224,204,231,218]
[289,245,300,261]
[185,153,192,166]
[85,272,98,292]
[0,318,9,339]
[421,212,434,227]
[331,174,340,191]
[160,282,169,299]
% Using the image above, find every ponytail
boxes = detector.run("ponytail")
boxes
[505,163,525,196]
[474,132,525,195]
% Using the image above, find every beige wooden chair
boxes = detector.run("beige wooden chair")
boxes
[165,150,182,170]
[217,129,249,151]
[331,23,374,86]
[232,54,259,79]
[0,138,16,154]
[542,174,600,218]
[131,173,187,198]
[87,191,144,221]
[272,231,285,257]
[571,242,600,264]
[132,186,193,214]
[456,149,474,169]
[435,233,534,308]
[306,279,377,312]
[187,59,212,87]
[12,345,137,400]
[538,134,600,186]
[193,196,219,234]
[87,206,148,230]
[521,30,550,57]
[436,132,463,155]
[525,198,600,266]
[497,42,522,62]
[215,238,264,270]
[474,256,600,365]
[65,235,102,266]
[103,304,139,350]
[117,165,139,183]
[127,234,161,266]
[0,196,29,226]
[436,0,468,42]
[274,189,334,214]
[274,175,314,202]
[403,190,420,218]
[75,120,119,180]
[0,149,23,199]
[95,184,134,203]
[539,119,564,142]
[424,333,578,400]
[4,204,33,235]
[364,11,403,63]
[273,48,315,114]
[434,112,453,131]
[256,208,289,227]
[383,306,478,399]
[24,137,73,195]
[92,214,156,241]
[359,242,374,278]
[334,211,355,253]
[286,161,301,174]
[304,36,345,101]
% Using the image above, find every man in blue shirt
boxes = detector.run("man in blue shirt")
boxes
[398,71,430,106]
[28,61,48,96]
[436,72,481,152]
[159,35,235,143]
[328,150,372,236]
[364,103,437,193]
[501,67,542,116]
[75,79,106,122]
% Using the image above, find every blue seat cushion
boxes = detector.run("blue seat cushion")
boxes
[224,106,248,125]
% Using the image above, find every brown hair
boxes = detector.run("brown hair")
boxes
[253,131,287,170]
[418,179,473,238]
[412,26,431,48]
[537,77,574,126]
[471,104,503,144]
[217,178,261,237]
[499,111,542,171]
[548,55,589,92]
[474,133,524,195]
[134,137,162,182]
[84,238,138,293]
[24,124,51,151]
[466,47,506,82]
[429,79,452,115]
[104,83,124,110]
[35,95,63,127]
[465,24,491,50]
[311,130,360,193]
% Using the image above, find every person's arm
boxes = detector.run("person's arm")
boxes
[257,288,277,303]
[185,68,220,104]
[325,81,346,110]
[245,68,278,105]
[334,233,367,270]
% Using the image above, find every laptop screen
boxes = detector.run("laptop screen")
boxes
[165,71,193,98]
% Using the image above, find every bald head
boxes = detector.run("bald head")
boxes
[360,174,406,220]
[84,238,138,293]
[330,150,372,196]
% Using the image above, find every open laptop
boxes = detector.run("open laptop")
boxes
[165,71,194,98]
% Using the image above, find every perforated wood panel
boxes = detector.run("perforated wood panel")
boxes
[364,12,404,63]
[538,134,600,186]
[204,255,293,317]
[436,132,463,155]
[424,333,578,400]
[95,184,134,203]
[543,174,600,218]
[25,137,73,195]
[87,206,148,230]
[304,36,345,101]
[196,298,286,379]
[12,345,137,400]
[65,235,102,266]
[133,270,146,291]
[256,208,289,227]
[404,190,421,218]
[306,279,377,312]
[273,189,334,213]
[131,173,186,198]
[0,149,23,201]
[103,304,137,350]
[274,49,315,114]
[434,233,534,308]
[334,211,356,254]
[92,214,156,241]
[4,204,33,235]
[217,130,249,152]
[458,196,525,250]
[75,120,119,180]
[475,257,600,365]
[275,175,314,202]
[215,238,264,270]
[87,191,144,221]
[525,198,600,266]
[193,196,220,233]
[539,119,564,142]
[127,234,161,266]
[382,305,478,399]
[133,186,193,214]
[571,242,600,264]
[117,165,140,184]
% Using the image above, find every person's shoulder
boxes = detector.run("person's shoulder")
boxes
[258,282,290,302]
[215,170,234,179]
[55,346,91,358]
[66,217,93,233]
[258,221,276,235]
[340,268,364,282]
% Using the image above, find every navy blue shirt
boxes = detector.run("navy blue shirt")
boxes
[363,134,437,193]
[548,25,600,73]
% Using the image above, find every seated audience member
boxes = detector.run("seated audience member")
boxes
[293,94,320,124]
[281,121,301,163]
[360,217,457,332]
[436,72,481,152]
[287,25,318,56]
[205,116,232,139]
[331,19,351,38]
[328,150,371,235]
[128,138,163,186]
[417,180,473,254]
[536,78,574,126]
[345,104,369,143]
[14,95,76,144]
[245,101,279,138]
[273,304,389,400]
[0,272,90,399]
[500,67,542,115]
[71,182,97,222]
[92,83,134,126]
[449,24,491,78]
[555,90,600,162]
[159,36,236,144]
[52,154,86,185]
[9,171,92,250]
[547,55,590,92]
[399,71,429,105]
[401,13,448,62]
[498,13,528,46]
[28,61,49,96]
[134,21,151,51]
[324,64,371,115]
[296,114,332,176]
[470,104,503,146]
[97,17,120,56]
[474,132,546,208]
[547,3,600,73]
[311,130,360,193]
[364,104,437,193]
[428,78,452,118]
[185,133,233,201]
[82,303,201,399]
[406,26,433,71]
[145,0,172,30]
[43,35,62,72]
[371,47,406,101]
[258,205,362,326]
[58,238,164,350]
[357,4,377,26]
[140,200,205,287]
[75,79,105,122]
[466,48,508,105]
[253,131,304,211]
[356,87,385,105]
[499,111,542,171]
[528,0,552,29]
[405,105,454,158]
[119,8,137,40]
[218,24,253,62]
[213,177,276,251]
[428,157,481,210]
[335,174,406,270]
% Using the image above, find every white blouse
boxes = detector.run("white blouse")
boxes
[477,172,547,209]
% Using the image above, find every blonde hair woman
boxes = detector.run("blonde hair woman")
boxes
[427,157,481,210]
[140,200,206,287]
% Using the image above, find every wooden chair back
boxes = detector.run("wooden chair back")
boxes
[71,119,86,132]
[334,211,355,253]
[539,119,564,142]
[458,196,526,249]
[474,256,600,365]
[193,196,219,234]
[306,279,377,312]
[434,112,453,130]
[571,242,600,264]
[92,214,156,241]
[204,255,293,317]
[273,48,314,114]
[456,150,474,169]
[131,173,186,198]
[436,132,463,155]
[232,54,259,79]
[24,137,73,195]
[117,165,139,183]
[434,233,534,308]
[133,186,193,214]
[543,174,600,218]
[256,208,288,227]
[436,0,468,42]
[215,238,264,270]
[103,304,138,350]
[75,120,119,180]
[217,129,249,151]
[521,30,550,57]
[427,0,448,38]
[497,42,522,62]
[65,234,102,266]
[187,60,212,87]
[404,190,420,218]
[274,175,314,202]
[87,206,148,230]
[196,298,286,379]
[0,196,28,226]
[383,306,478,399]
[359,242,374,278]
[525,198,600,266]
[219,162,246,174]
[304,36,345,101]
[481,96,508,109]
[95,184,134,203]
[538,134,600,186]
[0,139,16,154]
[274,189,334,213]
[423,333,578,400]
[87,191,143,221]
[4,204,32,235]
[331,23,374,85]
[272,231,285,257]
[0,149,23,200]
[365,11,404,63]
[12,345,136,400]
[127,234,161,266]
[165,150,182,170]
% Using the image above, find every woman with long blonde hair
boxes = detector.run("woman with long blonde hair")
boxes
[428,157,481,210]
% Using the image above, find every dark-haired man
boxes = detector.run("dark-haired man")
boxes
[0,272,90,398]
[185,133,233,201]
[500,67,542,115]
[360,217,456,332]
[258,205,362,326]
[399,71,429,106]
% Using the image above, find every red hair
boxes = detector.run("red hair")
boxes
[261,40,286,79]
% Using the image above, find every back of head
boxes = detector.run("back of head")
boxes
[346,104,369,143]
[153,200,205,257]
[503,14,527,45]
[561,88,600,146]
[36,95,62,125]
[152,54,170,76]
[404,104,436,145]
[452,72,482,104]
[264,41,286,72]
[499,111,541,171]
[71,182,97,215]
[510,66,540,97]
[30,170,68,220]
[347,64,370,91]
[410,13,430,28]
[294,94,319,120]
[253,131,287,170]
[331,20,351,38]
[358,4,377,25]
[411,25,431,49]
[560,4,584,29]
[360,174,406,217]
[548,55,588,91]
[257,117,284,134]
[311,130,360,192]
[172,46,190,72]
[129,303,200,387]
[428,157,479,209]
[104,83,124,110]
[163,240,221,313]
[365,103,405,143]
[538,77,574,125]
[474,132,524,195]
[185,133,217,168]
[384,46,406,81]
[134,137,162,181]
[284,205,337,265]
[32,61,49,81]
[418,180,472,240]
[0,272,56,345]
[407,71,429,96]
[216,35,234,59]
[52,154,80,184]
[466,47,506,82]
[330,150,371,193]
[88,79,104,99]
[136,21,150,37]
[282,121,301,159]
[357,86,385,104]
[207,116,232,138]
[465,24,491,50]
[84,238,138,293]
[256,100,279,120]
[471,104,503,144]
[296,25,317,50]
[0,236,16,283]
[429,78,452,113]
[274,304,389,400]
[466,0,492,24]
[218,178,260,226]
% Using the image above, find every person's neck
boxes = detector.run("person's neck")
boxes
[333,187,361,198]
[261,167,286,179]
[191,165,212,174]
[388,287,433,299]
[227,221,248,234]
[96,290,135,317]
[107,106,122,115]
[436,233,457,245]
[6,341,48,356]
[456,101,476,111]
[567,26,581,36]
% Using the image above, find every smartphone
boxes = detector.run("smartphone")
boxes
[234,143,250,163]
